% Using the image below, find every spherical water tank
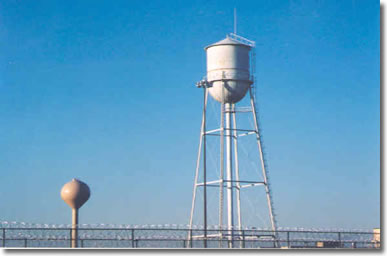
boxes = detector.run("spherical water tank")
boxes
[205,37,252,104]
[61,178,90,209]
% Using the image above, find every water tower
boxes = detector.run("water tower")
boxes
[61,178,90,248]
[188,33,278,248]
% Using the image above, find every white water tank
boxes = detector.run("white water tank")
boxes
[205,36,252,104]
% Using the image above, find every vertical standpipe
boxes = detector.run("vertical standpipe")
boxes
[225,103,234,247]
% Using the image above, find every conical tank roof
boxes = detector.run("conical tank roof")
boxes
[205,36,251,50]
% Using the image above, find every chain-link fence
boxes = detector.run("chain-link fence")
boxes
[0,222,380,249]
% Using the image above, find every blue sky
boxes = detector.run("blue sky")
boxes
[0,0,379,229]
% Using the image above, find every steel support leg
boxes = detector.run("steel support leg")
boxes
[249,87,279,247]
[203,88,208,248]
[188,89,209,246]
[232,104,243,248]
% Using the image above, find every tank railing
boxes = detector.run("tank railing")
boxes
[195,75,256,88]
[227,33,256,47]
[0,227,380,248]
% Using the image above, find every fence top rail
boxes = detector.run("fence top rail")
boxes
[0,222,376,232]
[0,227,376,235]
[0,237,378,243]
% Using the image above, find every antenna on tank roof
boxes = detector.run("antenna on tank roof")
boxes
[234,8,237,34]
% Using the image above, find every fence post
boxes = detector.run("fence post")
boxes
[2,228,5,247]
[69,228,72,248]
[24,239,27,248]
[338,232,341,248]
[242,230,245,248]
[189,229,193,248]
[131,229,134,248]
[80,239,84,248]
[287,231,290,248]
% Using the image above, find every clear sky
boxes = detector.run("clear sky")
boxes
[0,0,379,229]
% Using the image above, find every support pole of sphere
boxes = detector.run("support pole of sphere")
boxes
[225,103,234,248]
[72,208,79,248]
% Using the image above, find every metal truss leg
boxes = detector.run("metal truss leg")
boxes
[248,87,279,247]
[231,104,243,248]
[188,88,209,247]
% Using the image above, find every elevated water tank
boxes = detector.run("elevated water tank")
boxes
[61,178,90,210]
[205,36,252,104]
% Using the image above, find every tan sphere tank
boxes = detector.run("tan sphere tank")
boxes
[61,178,90,209]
